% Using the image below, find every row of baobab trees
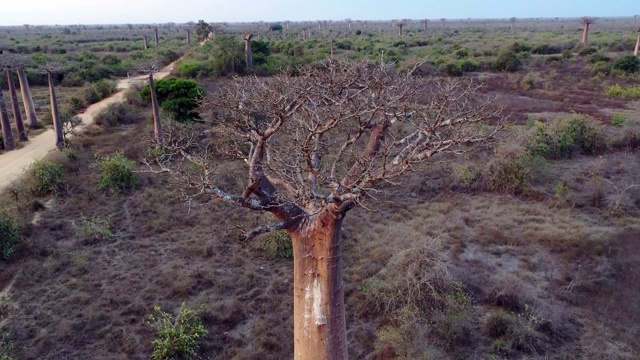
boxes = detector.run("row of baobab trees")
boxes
[0,55,68,152]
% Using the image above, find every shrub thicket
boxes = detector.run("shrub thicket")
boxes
[494,50,521,72]
[95,153,138,194]
[30,160,67,196]
[140,78,205,121]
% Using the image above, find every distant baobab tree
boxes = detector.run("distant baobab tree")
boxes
[0,55,28,142]
[440,18,446,30]
[154,27,159,46]
[40,64,66,150]
[345,18,352,29]
[138,63,164,145]
[635,28,640,57]
[284,20,290,30]
[580,17,596,44]
[23,24,30,35]
[244,33,254,68]
[363,20,368,29]
[16,60,38,128]
[510,17,516,31]
[397,20,406,35]
[635,15,639,25]
[421,19,428,31]
[143,35,149,50]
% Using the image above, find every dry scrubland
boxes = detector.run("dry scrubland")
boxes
[1,17,640,359]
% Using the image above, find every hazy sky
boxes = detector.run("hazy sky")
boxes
[0,0,636,26]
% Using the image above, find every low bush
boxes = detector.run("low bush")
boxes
[577,46,598,56]
[525,115,607,159]
[94,103,129,127]
[0,213,20,261]
[147,303,208,360]
[605,84,640,99]
[95,153,138,194]
[612,55,639,73]
[494,50,521,72]
[30,160,67,196]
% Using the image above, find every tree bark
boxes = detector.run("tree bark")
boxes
[7,69,27,141]
[48,72,64,150]
[143,35,148,50]
[17,68,38,128]
[154,28,159,46]
[244,33,254,68]
[187,29,191,45]
[634,32,640,57]
[149,74,163,145]
[0,87,16,150]
[290,208,347,360]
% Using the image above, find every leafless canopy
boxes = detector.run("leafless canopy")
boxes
[37,63,66,74]
[136,62,161,75]
[0,54,34,69]
[580,16,597,25]
[154,59,503,237]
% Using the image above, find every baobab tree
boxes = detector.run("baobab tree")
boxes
[581,17,596,44]
[23,24,30,35]
[17,64,38,128]
[510,17,516,31]
[40,64,65,150]
[441,18,447,30]
[138,63,163,145]
[421,19,428,31]
[154,27,159,46]
[635,28,640,57]
[397,19,406,35]
[151,58,503,359]
[345,18,352,29]
[244,33,254,68]
[0,84,15,151]
[0,55,28,141]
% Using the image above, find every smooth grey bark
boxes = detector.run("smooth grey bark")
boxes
[186,29,191,45]
[47,72,64,150]
[635,31,640,57]
[6,69,27,141]
[17,68,38,127]
[149,73,163,145]
[0,87,16,150]
[143,35,148,50]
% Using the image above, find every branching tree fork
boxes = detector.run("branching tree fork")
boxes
[151,59,504,359]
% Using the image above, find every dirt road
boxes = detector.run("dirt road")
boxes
[0,63,175,192]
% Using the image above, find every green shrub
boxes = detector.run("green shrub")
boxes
[545,55,563,64]
[577,46,598,56]
[605,84,640,99]
[530,44,561,55]
[586,52,610,64]
[30,160,67,196]
[612,55,639,73]
[93,79,116,99]
[147,303,208,360]
[94,103,129,127]
[140,78,205,121]
[262,231,293,260]
[95,153,137,194]
[494,50,521,72]
[487,156,532,193]
[0,213,20,261]
[0,332,16,360]
[526,115,607,159]
[611,112,627,127]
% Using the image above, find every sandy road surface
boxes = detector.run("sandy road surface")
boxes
[0,63,175,192]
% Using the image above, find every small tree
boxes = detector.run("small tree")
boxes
[194,20,212,42]
[581,17,596,44]
[151,58,504,359]
[140,78,205,121]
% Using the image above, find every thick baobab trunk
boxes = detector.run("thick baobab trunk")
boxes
[330,38,334,58]
[291,209,347,360]
[6,69,27,141]
[398,24,404,36]
[154,28,159,46]
[17,68,38,128]
[582,23,590,44]
[149,74,163,145]
[48,72,64,150]
[186,29,191,45]
[143,35,149,50]
[635,31,640,57]
[0,87,16,150]
[244,33,254,68]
